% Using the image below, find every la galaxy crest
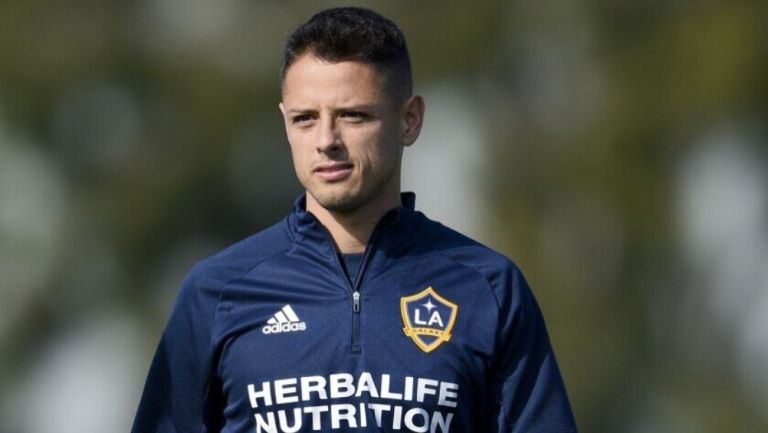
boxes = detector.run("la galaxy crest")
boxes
[401,287,458,353]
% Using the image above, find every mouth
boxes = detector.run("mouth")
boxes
[313,162,354,182]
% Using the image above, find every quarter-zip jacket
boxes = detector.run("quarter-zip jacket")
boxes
[132,193,577,433]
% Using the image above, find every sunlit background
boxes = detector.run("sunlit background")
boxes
[1,1,767,432]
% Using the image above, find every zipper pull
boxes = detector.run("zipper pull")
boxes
[353,291,360,313]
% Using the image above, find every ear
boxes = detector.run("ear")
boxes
[401,95,425,147]
[279,102,287,117]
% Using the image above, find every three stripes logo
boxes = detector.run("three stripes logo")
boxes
[262,305,307,334]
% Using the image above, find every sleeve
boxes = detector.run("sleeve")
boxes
[487,264,578,433]
[131,264,225,433]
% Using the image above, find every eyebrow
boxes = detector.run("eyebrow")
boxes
[285,104,380,114]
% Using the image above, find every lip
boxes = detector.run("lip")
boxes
[313,162,354,182]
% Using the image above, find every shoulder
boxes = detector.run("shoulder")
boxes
[416,214,529,304]
[418,215,519,277]
[182,218,294,296]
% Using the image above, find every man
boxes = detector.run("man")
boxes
[132,7,577,433]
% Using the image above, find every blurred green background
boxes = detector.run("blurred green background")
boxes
[1,0,767,431]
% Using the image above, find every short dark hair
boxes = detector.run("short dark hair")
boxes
[280,7,412,102]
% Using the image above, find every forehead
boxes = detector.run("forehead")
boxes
[281,54,390,106]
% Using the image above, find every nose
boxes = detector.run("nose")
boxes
[316,116,343,154]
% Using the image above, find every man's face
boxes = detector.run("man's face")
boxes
[280,54,408,214]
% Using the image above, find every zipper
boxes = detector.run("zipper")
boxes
[353,291,360,312]
[325,220,387,354]
[348,238,377,354]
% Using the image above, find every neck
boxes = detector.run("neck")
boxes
[306,192,402,254]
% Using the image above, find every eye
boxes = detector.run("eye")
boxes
[340,111,370,122]
[291,114,314,125]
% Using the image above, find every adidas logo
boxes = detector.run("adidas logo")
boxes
[262,305,307,334]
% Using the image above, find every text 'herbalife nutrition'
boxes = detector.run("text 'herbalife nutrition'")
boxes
[247,372,459,432]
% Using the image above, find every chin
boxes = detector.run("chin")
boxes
[311,189,365,213]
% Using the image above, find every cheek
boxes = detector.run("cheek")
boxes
[350,127,399,164]
[287,137,312,178]
[371,133,403,168]
[287,132,308,159]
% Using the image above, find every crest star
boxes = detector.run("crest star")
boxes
[423,299,436,311]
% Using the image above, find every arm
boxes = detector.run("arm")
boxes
[487,265,577,433]
[131,264,224,433]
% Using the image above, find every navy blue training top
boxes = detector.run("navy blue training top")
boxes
[132,193,577,433]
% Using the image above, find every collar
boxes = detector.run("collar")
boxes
[287,192,420,248]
